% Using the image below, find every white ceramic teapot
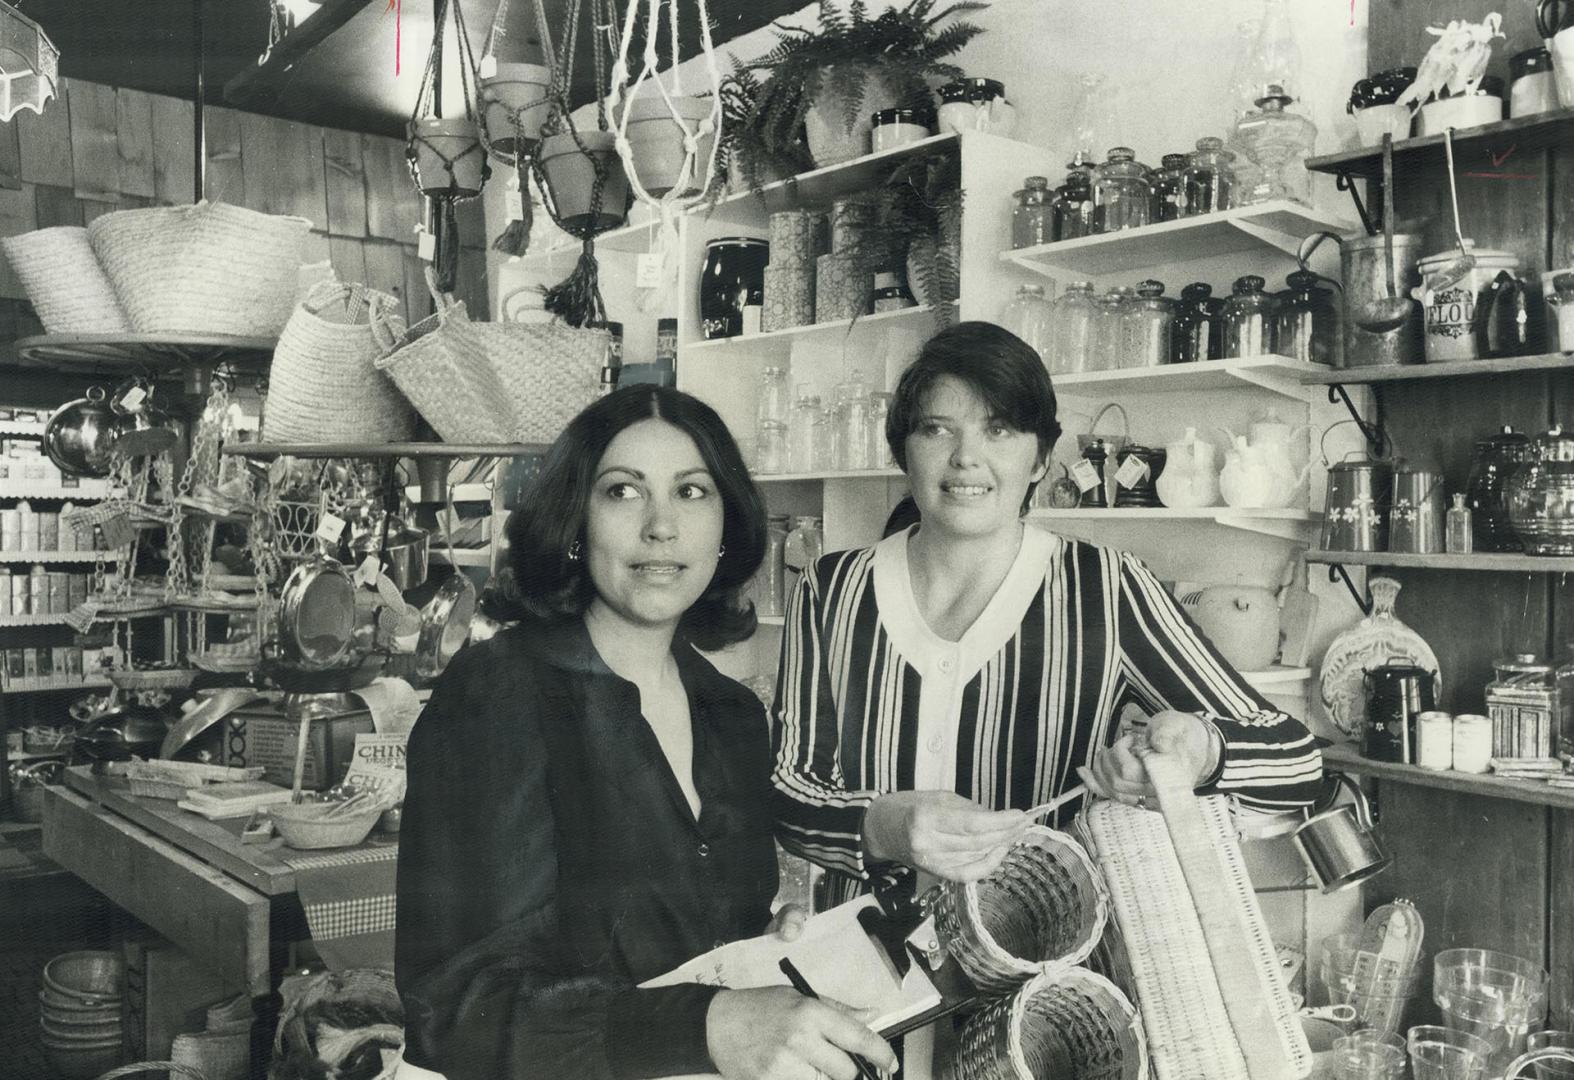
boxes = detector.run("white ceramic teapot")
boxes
[1216,412,1312,509]
[1156,427,1220,508]
[1219,436,1281,509]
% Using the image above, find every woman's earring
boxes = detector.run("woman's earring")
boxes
[568,540,582,562]
[717,544,726,558]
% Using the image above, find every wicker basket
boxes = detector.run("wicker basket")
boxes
[465,317,609,444]
[933,826,1109,995]
[93,1062,205,1080]
[88,201,311,338]
[944,967,1147,1080]
[171,1027,249,1080]
[107,668,198,692]
[270,802,381,850]
[374,298,518,444]
[0,226,131,333]
[261,281,413,445]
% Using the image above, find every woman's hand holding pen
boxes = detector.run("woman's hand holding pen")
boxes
[706,987,897,1080]
[862,790,1029,883]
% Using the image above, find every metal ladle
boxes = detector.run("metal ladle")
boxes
[1422,126,1477,294]
[1354,133,1413,333]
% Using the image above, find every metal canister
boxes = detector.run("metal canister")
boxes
[1389,459,1446,554]
[1486,654,1562,759]
[1363,661,1437,763]
[1340,231,1424,367]
[1322,453,1393,552]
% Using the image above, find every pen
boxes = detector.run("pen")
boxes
[778,957,883,1080]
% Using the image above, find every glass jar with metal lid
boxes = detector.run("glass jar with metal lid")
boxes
[1149,153,1189,223]
[1466,425,1533,552]
[1049,281,1097,375]
[1011,175,1054,250]
[1222,274,1278,357]
[1171,282,1224,363]
[1180,136,1237,216]
[1486,653,1565,760]
[1092,147,1152,234]
[1127,280,1176,368]
[1506,425,1574,555]
[1052,163,1095,241]
[1277,269,1341,366]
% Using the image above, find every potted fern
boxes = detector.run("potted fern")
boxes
[740,0,987,172]
[838,148,962,313]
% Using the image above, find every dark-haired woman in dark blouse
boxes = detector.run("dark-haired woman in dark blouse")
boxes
[395,386,895,1080]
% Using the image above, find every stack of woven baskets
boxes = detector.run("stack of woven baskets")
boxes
[37,950,124,1079]
[0,201,311,338]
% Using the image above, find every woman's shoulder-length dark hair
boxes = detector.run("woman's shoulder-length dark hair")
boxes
[500,385,767,651]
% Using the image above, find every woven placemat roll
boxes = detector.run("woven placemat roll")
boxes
[0,226,131,333]
[815,252,870,324]
[764,263,814,332]
[89,201,311,338]
[944,967,1146,1080]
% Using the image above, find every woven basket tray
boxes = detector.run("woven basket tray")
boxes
[0,226,131,333]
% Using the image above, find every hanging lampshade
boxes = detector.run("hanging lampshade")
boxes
[0,2,59,122]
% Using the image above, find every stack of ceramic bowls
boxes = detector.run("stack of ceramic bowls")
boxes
[38,950,124,1078]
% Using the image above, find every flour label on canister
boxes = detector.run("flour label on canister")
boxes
[1425,286,1475,340]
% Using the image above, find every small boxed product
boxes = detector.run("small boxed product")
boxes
[6,648,24,684]
[22,647,38,683]
[36,647,53,681]
[52,646,71,680]
[48,572,68,614]
[65,646,83,677]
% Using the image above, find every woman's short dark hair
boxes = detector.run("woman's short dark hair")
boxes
[886,321,1061,509]
[500,385,766,650]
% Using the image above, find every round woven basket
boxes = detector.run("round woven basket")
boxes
[374,298,517,444]
[88,201,311,338]
[93,1062,205,1080]
[261,281,412,444]
[934,826,1109,995]
[0,226,131,333]
[944,967,1147,1080]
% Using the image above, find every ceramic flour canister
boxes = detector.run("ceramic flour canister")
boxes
[1414,243,1527,362]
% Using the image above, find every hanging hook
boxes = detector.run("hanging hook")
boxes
[1326,563,1372,615]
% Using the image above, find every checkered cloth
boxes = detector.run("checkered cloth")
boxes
[281,842,399,973]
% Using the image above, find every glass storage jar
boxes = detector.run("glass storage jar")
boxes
[1277,269,1340,366]
[787,389,824,475]
[1127,280,1176,369]
[1181,136,1237,216]
[1231,86,1317,206]
[1092,147,1152,234]
[1506,425,1574,555]
[1150,153,1189,222]
[1222,274,1278,357]
[832,374,871,472]
[1011,176,1054,250]
[1466,425,1533,552]
[783,516,824,592]
[1170,282,1221,363]
[1049,281,1098,375]
[757,365,791,429]
[1052,164,1096,241]
[1001,283,1055,369]
[755,419,788,475]
[867,391,894,470]
[756,514,790,618]
[1091,286,1135,370]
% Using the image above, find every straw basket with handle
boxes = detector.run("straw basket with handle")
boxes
[375,291,517,444]
[261,281,413,445]
[88,201,311,338]
[0,226,131,333]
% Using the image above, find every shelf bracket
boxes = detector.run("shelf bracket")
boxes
[1230,368,1310,400]
[1334,170,1376,237]
[1326,383,1388,457]
[1231,219,1306,260]
[1326,562,1373,615]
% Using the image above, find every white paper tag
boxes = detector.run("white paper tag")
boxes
[417,229,436,262]
[315,511,348,545]
[635,252,662,289]
[1114,456,1150,489]
[504,187,524,222]
[478,54,498,79]
[355,555,382,586]
[741,305,763,337]
[117,384,148,412]
[1070,459,1102,494]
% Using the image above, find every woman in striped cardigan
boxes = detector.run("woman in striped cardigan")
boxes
[770,321,1325,902]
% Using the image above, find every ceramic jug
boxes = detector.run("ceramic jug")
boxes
[1216,425,1312,508]
[1156,427,1219,508]
[1219,436,1279,509]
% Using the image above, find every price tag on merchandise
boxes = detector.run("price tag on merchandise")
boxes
[315,511,348,546]
[115,384,148,412]
[478,54,498,79]
[635,252,662,289]
[100,514,136,549]
[417,228,436,263]
[1114,455,1150,489]
[355,555,382,586]
[504,185,525,223]
[1069,459,1102,494]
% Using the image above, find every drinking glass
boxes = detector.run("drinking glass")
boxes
[1407,1025,1492,1080]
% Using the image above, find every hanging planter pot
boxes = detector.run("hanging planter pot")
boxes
[409,117,488,197]
[621,94,716,197]
[537,130,630,235]
[480,62,555,162]
[804,67,900,168]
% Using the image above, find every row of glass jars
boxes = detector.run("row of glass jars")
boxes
[754,366,895,476]
[1000,270,1339,375]
[1010,137,1240,249]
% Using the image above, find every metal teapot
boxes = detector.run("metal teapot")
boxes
[1291,772,1391,894]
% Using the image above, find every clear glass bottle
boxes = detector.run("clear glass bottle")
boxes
[1001,283,1055,369]
[756,419,788,475]
[1091,286,1135,370]
[1052,163,1096,241]
[1128,280,1176,369]
[1049,280,1098,375]
[1150,153,1189,222]
[1222,274,1278,358]
[809,404,833,473]
[867,391,894,470]
[758,514,790,617]
[834,373,871,472]
[1092,147,1152,234]
[1445,493,1474,554]
[1180,136,1237,216]
[756,365,791,429]
[1011,175,1054,250]
[782,515,824,593]
[787,387,822,475]
[1276,269,1341,366]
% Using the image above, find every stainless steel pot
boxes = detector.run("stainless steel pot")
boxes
[1291,772,1391,893]
[351,519,430,592]
[274,555,359,671]
[42,387,119,478]
[416,572,476,678]
[1322,453,1394,552]
[107,379,179,459]
[1336,230,1425,367]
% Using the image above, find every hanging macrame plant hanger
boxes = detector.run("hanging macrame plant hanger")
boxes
[406,0,492,201]
[480,0,558,255]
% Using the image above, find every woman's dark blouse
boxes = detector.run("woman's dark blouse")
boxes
[395,621,779,1080]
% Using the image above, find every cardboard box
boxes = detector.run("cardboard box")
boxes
[209,701,375,791]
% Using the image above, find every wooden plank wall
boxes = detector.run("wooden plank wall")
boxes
[0,77,493,375]
[1365,1,1573,1029]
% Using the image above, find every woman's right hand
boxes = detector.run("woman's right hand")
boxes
[706,987,897,1080]
[862,791,1029,883]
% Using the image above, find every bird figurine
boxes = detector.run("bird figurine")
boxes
[1395,12,1505,111]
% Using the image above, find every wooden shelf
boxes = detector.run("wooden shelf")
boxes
[1306,549,1574,573]
[226,441,547,460]
[754,468,904,483]
[684,305,945,362]
[14,333,275,376]
[1001,200,1356,279]
[0,482,108,500]
[1052,355,1325,400]
[1323,744,1574,811]
[0,550,103,563]
[705,134,959,219]
[4,678,112,695]
[1305,109,1574,180]
[1300,352,1574,386]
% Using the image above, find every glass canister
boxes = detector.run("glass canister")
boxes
[782,515,824,592]
[1049,281,1098,375]
[1467,425,1533,552]
[1001,283,1055,369]
[1091,286,1135,370]
[700,237,770,339]
[1277,269,1341,366]
[833,373,872,472]
[1222,274,1278,358]
[1052,163,1096,241]
[1127,280,1175,369]
[787,388,823,475]
[1180,136,1237,216]
[757,365,791,429]
[867,391,894,470]
[1230,86,1318,206]
[755,419,788,475]
[1170,282,1223,363]
[1150,153,1189,223]
[1506,425,1574,555]
[757,514,790,618]
[1011,176,1054,250]
[1092,147,1152,234]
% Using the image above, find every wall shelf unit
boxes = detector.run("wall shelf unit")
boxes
[0,483,109,500]
[1301,353,1574,386]
[0,420,45,436]
[0,551,103,563]
[1052,355,1326,400]
[1323,744,1574,812]
[1305,109,1574,180]
[14,334,276,377]
[684,305,947,363]
[1029,507,1319,542]
[1306,550,1574,574]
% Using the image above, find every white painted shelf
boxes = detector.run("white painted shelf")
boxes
[430,548,493,568]
[1050,355,1327,400]
[1002,200,1356,278]
[0,550,103,563]
[0,482,109,500]
[1241,666,1313,688]
[684,305,944,362]
[1028,506,1320,543]
[0,613,78,628]
[404,483,492,503]
[707,133,958,218]
[754,468,903,483]
[757,615,785,627]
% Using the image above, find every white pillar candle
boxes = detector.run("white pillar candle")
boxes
[1417,711,1454,771]
[1452,714,1493,774]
